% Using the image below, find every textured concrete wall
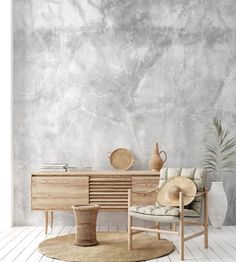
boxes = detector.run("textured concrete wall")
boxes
[13,0,236,226]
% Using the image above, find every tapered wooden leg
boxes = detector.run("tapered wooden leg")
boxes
[128,189,132,250]
[50,211,53,229]
[45,211,48,234]
[128,213,132,250]
[179,192,184,261]
[204,189,208,248]
[156,222,160,240]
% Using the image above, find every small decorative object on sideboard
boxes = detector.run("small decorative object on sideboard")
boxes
[202,116,236,229]
[149,142,167,171]
[40,163,68,172]
[107,148,134,170]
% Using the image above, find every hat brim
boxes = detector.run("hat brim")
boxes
[157,176,197,207]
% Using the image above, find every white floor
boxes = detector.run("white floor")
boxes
[0,226,235,261]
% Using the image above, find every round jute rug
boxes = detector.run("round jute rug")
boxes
[38,232,175,262]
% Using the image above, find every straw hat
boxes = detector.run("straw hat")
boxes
[156,176,197,207]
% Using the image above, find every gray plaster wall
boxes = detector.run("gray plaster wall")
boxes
[13,0,236,226]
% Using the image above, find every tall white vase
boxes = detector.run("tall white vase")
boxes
[208,182,228,229]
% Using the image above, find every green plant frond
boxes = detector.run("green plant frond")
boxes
[212,117,223,137]
[205,148,217,156]
[222,162,234,169]
[202,116,236,178]
[221,139,236,153]
[205,156,217,163]
[222,136,236,146]
[222,152,236,161]
[203,160,217,168]
[207,144,217,151]
[220,129,230,144]
[203,166,216,171]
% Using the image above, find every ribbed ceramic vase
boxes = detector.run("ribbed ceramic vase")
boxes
[208,182,228,229]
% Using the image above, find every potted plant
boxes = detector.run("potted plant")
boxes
[202,116,236,228]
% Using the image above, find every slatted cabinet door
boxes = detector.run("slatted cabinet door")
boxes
[89,176,132,209]
[31,176,89,210]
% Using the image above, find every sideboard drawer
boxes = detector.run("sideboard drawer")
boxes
[131,176,159,205]
[31,176,89,210]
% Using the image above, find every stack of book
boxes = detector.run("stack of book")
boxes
[40,163,68,172]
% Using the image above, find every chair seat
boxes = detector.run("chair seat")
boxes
[129,205,200,217]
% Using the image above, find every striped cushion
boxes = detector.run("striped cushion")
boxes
[129,205,200,217]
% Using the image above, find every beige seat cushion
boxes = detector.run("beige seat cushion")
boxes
[129,205,200,217]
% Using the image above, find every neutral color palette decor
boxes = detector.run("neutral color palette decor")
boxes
[208,182,228,229]
[38,232,175,262]
[72,204,100,247]
[203,117,235,228]
[107,148,134,170]
[128,168,208,261]
[14,0,236,227]
[149,143,167,171]
[156,176,197,207]
[31,170,159,233]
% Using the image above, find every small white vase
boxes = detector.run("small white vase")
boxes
[208,182,228,229]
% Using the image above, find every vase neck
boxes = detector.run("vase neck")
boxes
[154,143,159,154]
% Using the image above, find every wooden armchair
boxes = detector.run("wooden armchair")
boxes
[128,168,208,261]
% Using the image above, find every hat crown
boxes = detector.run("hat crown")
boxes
[156,176,197,207]
[168,186,181,200]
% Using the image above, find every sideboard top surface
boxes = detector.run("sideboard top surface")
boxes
[32,170,160,176]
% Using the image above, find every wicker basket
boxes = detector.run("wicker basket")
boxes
[72,204,100,247]
[107,148,134,170]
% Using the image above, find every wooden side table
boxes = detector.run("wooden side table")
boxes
[72,204,100,246]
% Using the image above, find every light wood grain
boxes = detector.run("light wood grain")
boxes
[89,175,131,208]
[179,191,184,261]
[32,170,160,176]
[128,189,132,250]
[32,176,89,210]
[131,176,159,205]
[31,171,160,232]
[204,188,208,248]
[44,212,48,234]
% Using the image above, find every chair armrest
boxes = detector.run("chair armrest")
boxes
[183,190,208,198]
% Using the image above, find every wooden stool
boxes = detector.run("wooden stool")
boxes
[72,204,100,247]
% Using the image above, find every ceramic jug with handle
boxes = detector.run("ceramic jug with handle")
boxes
[149,142,167,171]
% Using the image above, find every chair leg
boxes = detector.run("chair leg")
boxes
[128,213,132,250]
[204,189,208,248]
[179,221,184,260]
[179,192,184,261]
[156,222,160,240]
[50,211,53,229]
[45,211,48,234]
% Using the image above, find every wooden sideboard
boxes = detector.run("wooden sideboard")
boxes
[31,170,160,233]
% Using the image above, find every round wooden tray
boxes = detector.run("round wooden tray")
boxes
[107,148,134,170]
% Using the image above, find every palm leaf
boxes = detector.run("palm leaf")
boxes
[202,116,236,181]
